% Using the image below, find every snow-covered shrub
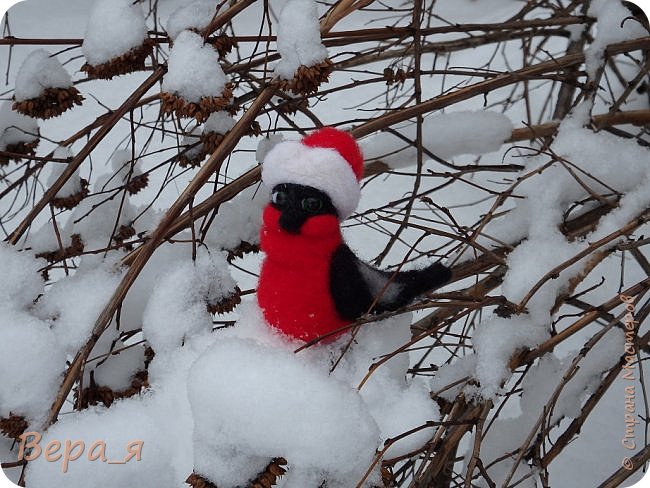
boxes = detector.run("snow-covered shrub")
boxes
[2,1,650,487]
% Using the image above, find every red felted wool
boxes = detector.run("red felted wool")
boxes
[257,205,351,343]
[302,127,364,180]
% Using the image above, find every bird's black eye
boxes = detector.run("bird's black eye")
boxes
[272,190,289,208]
[302,197,323,214]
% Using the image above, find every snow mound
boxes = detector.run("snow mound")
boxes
[188,336,381,487]
[142,249,237,353]
[14,49,73,101]
[35,255,123,354]
[585,0,648,77]
[362,110,513,168]
[47,147,83,199]
[204,111,235,135]
[204,185,266,253]
[0,242,45,308]
[166,0,221,40]
[0,244,65,423]
[0,101,39,151]
[82,0,149,66]
[274,0,328,79]
[162,30,229,102]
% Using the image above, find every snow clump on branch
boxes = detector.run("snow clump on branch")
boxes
[82,0,149,67]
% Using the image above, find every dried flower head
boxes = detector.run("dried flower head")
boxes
[35,233,85,263]
[81,40,153,80]
[0,138,39,166]
[278,59,333,95]
[207,286,242,315]
[160,83,234,123]
[51,178,89,211]
[13,86,84,120]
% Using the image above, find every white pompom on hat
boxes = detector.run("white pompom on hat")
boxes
[261,127,364,220]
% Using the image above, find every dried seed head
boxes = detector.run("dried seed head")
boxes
[0,138,40,166]
[81,40,153,80]
[13,86,84,120]
[125,173,149,195]
[77,370,149,409]
[248,458,288,488]
[161,83,234,123]
[113,224,136,248]
[0,415,28,440]
[186,473,219,488]
[278,59,333,95]
[210,34,238,58]
[207,286,242,315]
[226,241,260,262]
[35,233,85,263]
[51,178,89,210]
[200,132,225,154]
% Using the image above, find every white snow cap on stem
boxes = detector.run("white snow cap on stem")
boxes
[362,110,513,168]
[0,101,38,151]
[82,0,148,66]
[584,0,647,78]
[0,243,66,423]
[166,0,222,40]
[14,49,73,101]
[48,146,83,199]
[142,249,237,353]
[162,30,229,102]
[203,111,235,135]
[274,0,328,79]
[188,336,381,487]
[111,149,143,181]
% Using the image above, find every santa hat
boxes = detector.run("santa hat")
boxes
[261,127,364,220]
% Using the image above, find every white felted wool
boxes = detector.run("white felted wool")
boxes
[262,140,360,220]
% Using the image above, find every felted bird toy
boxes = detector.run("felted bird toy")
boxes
[257,127,452,343]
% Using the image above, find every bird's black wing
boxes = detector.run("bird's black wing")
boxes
[330,244,377,321]
[330,244,452,321]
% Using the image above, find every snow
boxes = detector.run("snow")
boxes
[203,111,235,135]
[0,242,45,309]
[0,308,66,424]
[111,149,143,182]
[166,0,221,40]
[0,244,66,424]
[584,0,647,78]
[27,219,75,255]
[452,105,650,399]
[142,249,237,353]
[162,30,229,102]
[188,335,381,487]
[0,101,39,151]
[70,169,137,248]
[90,342,147,391]
[35,255,123,354]
[203,185,266,253]
[82,0,148,66]
[255,134,284,163]
[430,355,477,401]
[24,396,177,488]
[362,110,514,168]
[475,327,625,486]
[472,316,549,399]
[2,2,648,487]
[274,0,328,80]
[14,49,73,101]
[25,333,212,488]
[187,302,439,483]
[180,126,204,160]
[48,147,83,199]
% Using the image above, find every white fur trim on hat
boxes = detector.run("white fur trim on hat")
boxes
[262,140,361,220]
